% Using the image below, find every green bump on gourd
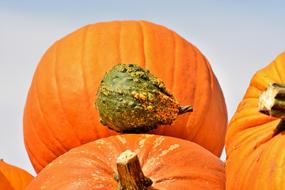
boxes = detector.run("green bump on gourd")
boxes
[95,64,192,133]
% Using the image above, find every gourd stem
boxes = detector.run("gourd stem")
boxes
[115,150,152,190]
[259,83,285,119]
[178,105,193,115]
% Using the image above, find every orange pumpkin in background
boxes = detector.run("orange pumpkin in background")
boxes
[0,172,13,190]
[0,160,33,190]
[226,52,285,190]
[27,134,225,190]
[23,20,227,172]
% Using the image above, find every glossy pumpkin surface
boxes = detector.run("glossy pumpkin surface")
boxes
[27,134,225,190]
[226,52,285,190]
[24,20,227,172]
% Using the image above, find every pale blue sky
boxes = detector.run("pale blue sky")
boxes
[1,1,284,175]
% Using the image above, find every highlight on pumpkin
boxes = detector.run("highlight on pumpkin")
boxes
[95,64,193,133]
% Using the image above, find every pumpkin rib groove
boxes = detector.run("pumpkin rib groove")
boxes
[32,75,75,166]
[274,60,284,82]
[261,138,283,188]
[240,138,281,189]
[25,139,43,172]
[138,136,157,168]
[33,79,67,155]
[245,85,264,98]
[254,128,277,148]
[16,168,27,190]
[18,172,25,189]
[53,43,83,145]
[0,161,34,190]
[137,21,146,68]
[238,152,259,189]
[250,74,271,92]
[79,25,99,140]
[85,25,111,139]
[154,173,222,184]
[184,46,198,139]
[145,161,164,178]
[202,55,214,89]
[275,138,285,188]
[30,49,72,154]
[199,54,214,132]
[107,136,130,156]
[25,111,50,169]
[275,54,285,82]
[231,115,269,133]
[226,125,266,155]
[69,154,114,177]
[228,151,253,189]
[228,114,276,141]
[0,172,13,190]
[84,156,114,176]
[190,48,210,141]
[0,169,15,188]
[171,31,176,95]
[243,92,260,100]
[226,131,272,165]
[117,21,122,64]
[227,122,274,156]
[270,138,285,188]
[65,152,114,177]
[142,137,173,174]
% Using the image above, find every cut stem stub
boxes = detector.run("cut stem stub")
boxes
[259,83,285,119]
[115,150,152,190]
[178,105,193,115]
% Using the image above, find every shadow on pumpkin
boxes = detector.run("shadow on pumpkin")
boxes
[148,187,160,190]
[274,120,285,136]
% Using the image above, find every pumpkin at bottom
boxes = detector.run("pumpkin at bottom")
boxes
[27,134,225,190]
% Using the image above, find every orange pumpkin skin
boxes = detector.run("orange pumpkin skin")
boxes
[0,172,13,190]
[24,20,227,172]
[27,134,225,190]
[225,52,285,190]
[0,160,34,190]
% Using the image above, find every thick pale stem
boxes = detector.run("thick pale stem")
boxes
[178,105,193,115]
[115,150,152,190]
[259,83,285,119]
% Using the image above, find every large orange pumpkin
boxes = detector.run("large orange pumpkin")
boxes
[27,134,225,190]
[24,20,227,172]
[226,52,285,190]
[0,160,34,190]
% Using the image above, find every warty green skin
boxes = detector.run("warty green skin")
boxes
[95,64,192,133]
